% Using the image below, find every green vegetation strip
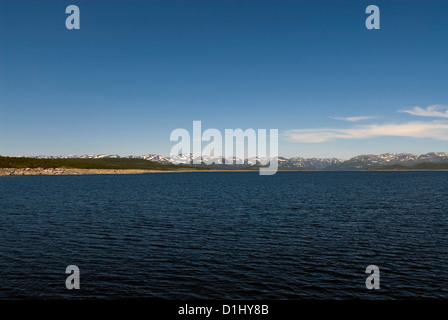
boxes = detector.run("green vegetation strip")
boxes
[368,162,448,170]
[0,156,210,171]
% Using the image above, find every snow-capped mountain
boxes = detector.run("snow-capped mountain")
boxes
[325,152,448,170]
[282,157,344,170]
[33,152,448,170]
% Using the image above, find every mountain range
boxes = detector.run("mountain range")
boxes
[33,152,448,171]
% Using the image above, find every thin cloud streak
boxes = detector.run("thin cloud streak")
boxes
[400,105,448,118]
[331,116,375,122]
[284,121,448,143]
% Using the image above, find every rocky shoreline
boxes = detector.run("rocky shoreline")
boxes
[0,167,166,176]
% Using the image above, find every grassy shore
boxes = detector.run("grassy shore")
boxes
[0,156,209,171]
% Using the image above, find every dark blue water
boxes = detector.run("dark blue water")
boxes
[0,172,447,299]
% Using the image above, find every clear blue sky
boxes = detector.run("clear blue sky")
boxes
[1,0,447,158]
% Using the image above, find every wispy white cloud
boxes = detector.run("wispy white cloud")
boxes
[400,105,448,118]
[331,116,375,122]
[284,121,448,143]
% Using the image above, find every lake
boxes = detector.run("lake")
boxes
[0,171,447,299]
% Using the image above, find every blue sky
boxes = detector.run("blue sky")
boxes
[1,0,447,158]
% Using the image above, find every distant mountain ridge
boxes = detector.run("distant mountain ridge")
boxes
[30,152,448,171]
